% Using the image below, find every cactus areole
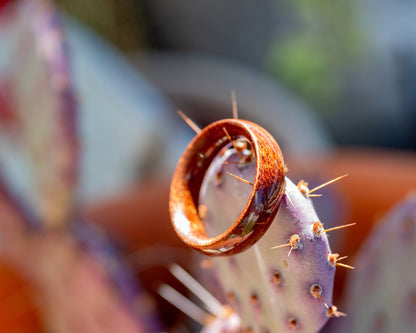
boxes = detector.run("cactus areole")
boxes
[169,119,285,255]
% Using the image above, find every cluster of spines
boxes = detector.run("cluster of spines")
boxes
[173,102,355,332]
[270,178,355,319]
[156,264,241,332]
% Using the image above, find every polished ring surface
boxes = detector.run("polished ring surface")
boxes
[169,119,285,256]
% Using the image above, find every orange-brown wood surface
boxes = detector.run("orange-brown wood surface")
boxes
[169,119,285,255]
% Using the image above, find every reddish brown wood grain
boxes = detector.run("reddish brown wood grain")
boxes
[169,119,286,256]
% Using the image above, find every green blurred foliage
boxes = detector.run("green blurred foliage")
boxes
[55,0,148,52]
[266,0,364,111]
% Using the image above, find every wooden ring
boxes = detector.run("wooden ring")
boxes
[169,119,285,256]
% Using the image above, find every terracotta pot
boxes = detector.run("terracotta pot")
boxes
[84,177,192,328]
[0,261,42,333]
[84,177,187,253]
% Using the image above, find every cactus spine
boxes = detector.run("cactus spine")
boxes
[170,117,350,332]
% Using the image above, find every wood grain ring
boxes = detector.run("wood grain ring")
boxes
[169,119,285,256]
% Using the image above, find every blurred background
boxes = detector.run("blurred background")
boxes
[57,0,416,149]
[0,0,415,332]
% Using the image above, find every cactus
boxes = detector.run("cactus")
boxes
[0,1,162,331]
[170,118,350,333]
[0,0,77,228]
[335,194,416,333]
[0,182,157,333]
[200,136,336,333]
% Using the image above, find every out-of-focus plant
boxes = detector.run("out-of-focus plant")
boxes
[0,0,161,331]
[266,0,363,111]
[55,0,147,52]
[166,114,416,333]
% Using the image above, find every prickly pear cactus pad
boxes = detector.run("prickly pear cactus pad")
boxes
[0,1,161,331]
[0,0,77,228]
[0,179,158,333]
[199,144,336,333]
[170,118,347,333]
[339,194,416,333]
